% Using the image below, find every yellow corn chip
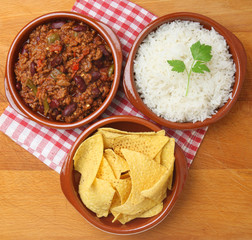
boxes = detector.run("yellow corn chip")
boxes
[112,149,168,215]
[97,129,122,148]
[74,133,103,187]
[79,177,115,218]
[115,202,163,224]
[113,135,169,159]
[141,171,169,203]
[111,178,132,205]
[122,149,168,202]
[110,192,121,213]
[161,138,175,190]
[98,127,165,136]
[104,149,129,179]
[110,178,132,222]
[96,156,116,183]
[98,128,165,148]
[154,149,162,163]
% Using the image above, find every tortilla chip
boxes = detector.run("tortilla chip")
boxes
[140,202,163,218]
[98,127,165,136]
[112,149,168,215]
[154,149,162,163]
[122,149,168,197]
[111,178,132,205]
[110,192,121,211]
[97,129,122,148]
[98,128,165,148]
[115,202,164,224]
[110,178,132,222]
[104,149,129,179]
[79,177,115,218]
[73,133,103,187]
[141,171,169,203]
[113,135,169,159]
[96,156,116,183]
[161,138,175,190]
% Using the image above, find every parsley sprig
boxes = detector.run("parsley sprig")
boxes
[167,41,212,96]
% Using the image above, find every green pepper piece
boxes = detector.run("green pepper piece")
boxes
[47,33,60,44]
[50,68,62,79]
[26,79,37,94]
[43,97,49,116]
[108,63,114,77]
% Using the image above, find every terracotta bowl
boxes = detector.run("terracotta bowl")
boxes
[60,115,188,234]
[123,12,247,129]
[5,11,122,129]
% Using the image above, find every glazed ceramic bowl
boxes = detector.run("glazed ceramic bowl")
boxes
[123,12,247,130]
[60,115,188,234]
[5,11,122,129]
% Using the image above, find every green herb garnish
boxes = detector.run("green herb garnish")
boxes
[167,41,212,96]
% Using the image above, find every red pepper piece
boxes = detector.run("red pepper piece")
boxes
[72,62,79,71]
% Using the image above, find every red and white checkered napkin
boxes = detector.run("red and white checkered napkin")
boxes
[0,0,207,173]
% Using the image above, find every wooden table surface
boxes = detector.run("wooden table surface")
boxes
[0,0,251,239]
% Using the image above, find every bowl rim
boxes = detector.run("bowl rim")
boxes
[60,115,188,234]
[5,11,122,129]
[123,12,247,130]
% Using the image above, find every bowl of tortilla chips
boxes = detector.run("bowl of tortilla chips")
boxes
[60,115,188,234]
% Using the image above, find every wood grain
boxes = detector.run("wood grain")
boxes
[0,0,251,239]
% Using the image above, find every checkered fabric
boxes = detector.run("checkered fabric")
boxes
[0,0,207,173]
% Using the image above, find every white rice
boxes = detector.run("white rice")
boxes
[134,20,236,123]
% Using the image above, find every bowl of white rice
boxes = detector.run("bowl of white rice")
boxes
[123,12,246,129]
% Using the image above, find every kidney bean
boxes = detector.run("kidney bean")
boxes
[51,21,66,29]
[62,103,77,116]
[51,55,62,68]
[15,82,22,91]
[93,59,104,68]
[73,24,87,32]
[91,71,101,81]
[49,99,60,109]
[92,87,100,98]
[74,75,87,92]
[30,61,36,76]
[99,45,109,56]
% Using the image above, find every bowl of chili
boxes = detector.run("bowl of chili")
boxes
[5,11,122,129]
